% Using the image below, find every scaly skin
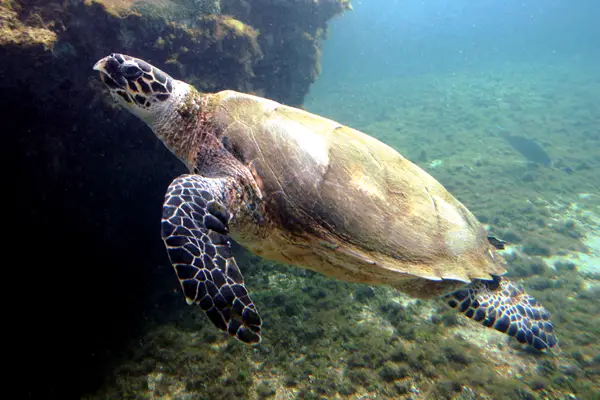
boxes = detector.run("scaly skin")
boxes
[93,53,262,218]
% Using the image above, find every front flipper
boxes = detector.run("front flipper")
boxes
[446,276,557,351]
[161,174,261,343]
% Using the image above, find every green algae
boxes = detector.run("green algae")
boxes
[304,62,600,398]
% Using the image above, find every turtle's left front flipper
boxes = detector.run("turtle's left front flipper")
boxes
[446,276,557,351]
[161,174,262,343]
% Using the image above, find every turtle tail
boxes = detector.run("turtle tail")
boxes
[445,276,558,350]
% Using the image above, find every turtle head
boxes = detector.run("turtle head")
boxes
[93,53,178,125]
[94,54,202,168]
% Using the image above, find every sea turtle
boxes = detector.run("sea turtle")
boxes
[93,53,558,350]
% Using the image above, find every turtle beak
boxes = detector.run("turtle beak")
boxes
[93,57,109,73]
[93,54,126,90]
[93,53,122,74]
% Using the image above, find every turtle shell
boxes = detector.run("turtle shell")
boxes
[209,90,506,292]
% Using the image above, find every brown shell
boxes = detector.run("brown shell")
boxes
[209,91,506,297]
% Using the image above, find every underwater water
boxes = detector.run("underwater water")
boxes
[5,0,599,399]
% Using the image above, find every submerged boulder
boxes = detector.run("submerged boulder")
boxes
[1,0,351,397]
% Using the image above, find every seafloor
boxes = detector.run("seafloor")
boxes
[85,62,599,399]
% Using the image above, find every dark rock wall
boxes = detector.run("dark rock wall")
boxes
[222,0,352,105]
[2,0,349,398]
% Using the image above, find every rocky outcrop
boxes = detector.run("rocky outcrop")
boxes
[2,0,350,397]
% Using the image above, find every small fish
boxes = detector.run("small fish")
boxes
[496,125,552,167]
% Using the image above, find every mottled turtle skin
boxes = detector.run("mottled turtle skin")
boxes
[94,54,558,350]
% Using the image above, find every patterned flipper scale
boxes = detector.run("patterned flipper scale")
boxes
[161,174,262,343]
[446,276,557,350]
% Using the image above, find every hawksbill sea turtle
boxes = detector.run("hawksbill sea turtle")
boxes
[93,53,558,350]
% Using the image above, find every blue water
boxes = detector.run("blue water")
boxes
[317,0,599,83]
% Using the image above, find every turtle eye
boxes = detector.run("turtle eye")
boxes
[121,64,142,80]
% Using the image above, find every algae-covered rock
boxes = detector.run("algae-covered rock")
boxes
[0,4,57,49]
[222,0,353,105]
[2,0,351,398]
[2,0,351,104]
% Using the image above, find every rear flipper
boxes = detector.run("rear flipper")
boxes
[445,276,557,350]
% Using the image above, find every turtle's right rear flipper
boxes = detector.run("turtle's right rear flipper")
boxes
[161,174,262,344]
[445,276,558,351]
